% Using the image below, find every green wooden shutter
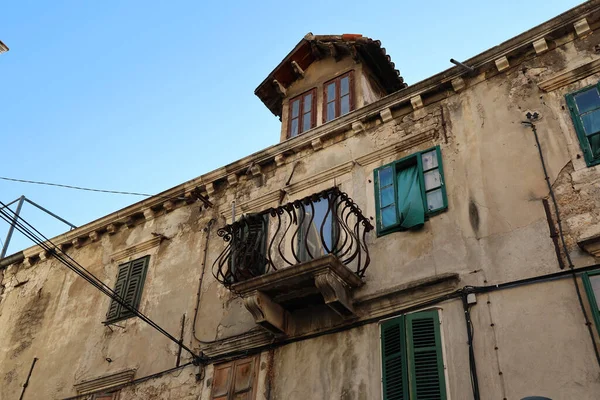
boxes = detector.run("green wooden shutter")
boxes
[106,262,131,321]
[381,317,409,400]
[119,256,149,318]
[406,311,447,400]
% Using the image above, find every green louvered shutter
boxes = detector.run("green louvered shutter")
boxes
[406,311,447,400]
[106,262,131,321]
[381,317,409,400]
[119,256,149,319]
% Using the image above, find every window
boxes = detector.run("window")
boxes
[381,310,447,400]
[211,356,259,400]
[373,146,447,236]
[566,83,600,167]
[324,71,354,122]
[230,214,268,280]
[105,255,150,323]
[289,89,316,138]
[582,270,600,337]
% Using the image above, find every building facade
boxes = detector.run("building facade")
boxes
[3,2,600,399]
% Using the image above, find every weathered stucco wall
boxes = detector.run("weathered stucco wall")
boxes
[0,206,209,398]
[3,5,600,400]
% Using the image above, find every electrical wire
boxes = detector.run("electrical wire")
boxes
[0,176,188,202]
[0,201,203,363]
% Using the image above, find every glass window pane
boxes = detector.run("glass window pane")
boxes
[327,83,336,101]
[291,100,300,118]
[290,118,298,137]
[591,275,600,310]
[327,102,336,121]
[299,200,333,260]
[378,166,393,187]
[303,93,312,112]
[341,95,350,115]
[380,186,395,207]
[302,112,312,132]
[424,170,441,191]
[575,88,600,114]
[381,205,396,228]
[341,76,349,95]
[581,109,600,136]
[421,150,438,170]
[426,189,444,212]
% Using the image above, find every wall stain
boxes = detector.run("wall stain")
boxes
[10,288,50,359]
[469,200,480,233]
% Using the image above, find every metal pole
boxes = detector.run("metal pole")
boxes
[450,58,475,73]
[1,195,25,258]
[19,357,38,400]
[0,197,21,211]
[24,198,77,229]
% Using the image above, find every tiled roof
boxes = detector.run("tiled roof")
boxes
[255,33,407,117]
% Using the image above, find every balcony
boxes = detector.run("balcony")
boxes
[212,187,373,334]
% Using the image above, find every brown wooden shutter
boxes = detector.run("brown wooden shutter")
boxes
[212,362,233,400]
[106,262,131,321]
[211,356,259,400]
[231,357,257,399]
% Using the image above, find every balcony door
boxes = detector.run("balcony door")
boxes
[298,197,336,262]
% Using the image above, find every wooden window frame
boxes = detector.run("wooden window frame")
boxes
[373,146,448,237]
[105,255,150,324]
[582,270,600,338]
[210,355,260,400]
[288,88,317,138]
[380,310,447,400]
[323,70,355,123]
[91,391,119,400]
[566,82,600,167]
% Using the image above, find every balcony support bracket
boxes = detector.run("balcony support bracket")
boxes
[315,272,354,317]
[243,290,289,335]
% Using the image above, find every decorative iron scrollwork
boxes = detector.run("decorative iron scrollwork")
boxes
[212,187,373,287]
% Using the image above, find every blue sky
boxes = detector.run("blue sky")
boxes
[0,0,583,254]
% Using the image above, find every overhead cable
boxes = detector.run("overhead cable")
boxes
[0,201,203,364]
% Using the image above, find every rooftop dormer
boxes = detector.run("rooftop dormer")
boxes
[255,33,407,142]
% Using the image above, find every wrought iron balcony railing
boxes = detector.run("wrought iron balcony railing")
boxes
[213,187,374,287]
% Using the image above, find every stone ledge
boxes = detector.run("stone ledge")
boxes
[578,229,600,257]
[110,236,164,262]
[354,272,460,303]
[232,255,363,334]
[200,271,461,357]
[74,368,136,394]
[538,57,600,92]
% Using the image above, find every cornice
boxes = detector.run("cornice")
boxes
[539,57,600,92]
[74,368,136,394]
[110,236,164,262]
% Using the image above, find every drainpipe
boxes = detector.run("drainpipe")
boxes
[522,118,600,369]
[192,218,215,343]
[461,291,481,400]
[19,357,38,400]
[0,251,25,269]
